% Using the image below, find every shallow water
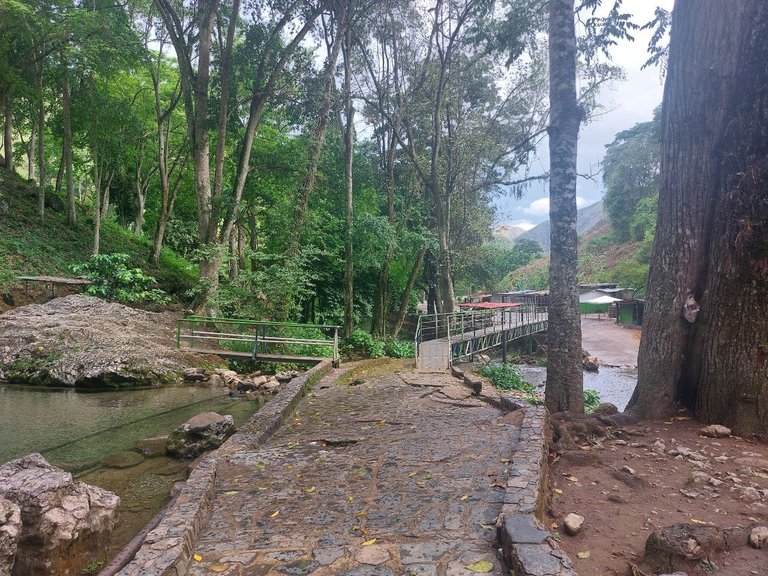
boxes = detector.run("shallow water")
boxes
[517,364,637,410]
[0,384,260,471]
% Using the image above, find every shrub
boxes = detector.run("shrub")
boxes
[71,253,169,304]
[478,363,534,393]
[383,339,415,358]
[345,329,385,359]
[584,389,601,414]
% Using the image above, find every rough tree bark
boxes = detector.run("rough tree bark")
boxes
[627,0,768,435]
[545,0,583,413]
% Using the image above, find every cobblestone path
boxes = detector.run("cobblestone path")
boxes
[188,368,521,575]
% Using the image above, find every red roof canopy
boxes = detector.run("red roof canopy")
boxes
[458,302,521,309]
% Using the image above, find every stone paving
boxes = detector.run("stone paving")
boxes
[187,368,521,576]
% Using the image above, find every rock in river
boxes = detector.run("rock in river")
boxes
[0,453,119,576]
[166,412,236,459]
[0,295,220,387]
[0,497,20,576]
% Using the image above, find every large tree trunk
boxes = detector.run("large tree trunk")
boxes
[371,131,396,338]
[62,60,76,226]
[342,24,355,338]
[628,0,768,435]
[545,0,583,413]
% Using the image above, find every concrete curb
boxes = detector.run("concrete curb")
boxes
[498,406,577,576]
[116,360,333,576]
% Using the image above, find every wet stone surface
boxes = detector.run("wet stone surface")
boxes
[188,370,521,575]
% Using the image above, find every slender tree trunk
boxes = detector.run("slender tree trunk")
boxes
[27,130,35,181]
[392,248,426,339]
[54,147,63,196]
[37,64,46,218]
[2,93,12,172]
[342,24,355,338]
[101,185,110,218]
[628,0,768,435]
[372,131,396,337]
[545,0,583,413]
[292,1,347,249]
[228,228,238,279]
[62,60,76,226]
[93,160,101,256]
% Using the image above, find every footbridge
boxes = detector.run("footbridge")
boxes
[415,304,548,370]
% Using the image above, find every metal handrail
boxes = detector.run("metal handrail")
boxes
[177,316,340,364]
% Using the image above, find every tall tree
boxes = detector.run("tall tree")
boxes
[627,0,768,435]
[545,0,583,413]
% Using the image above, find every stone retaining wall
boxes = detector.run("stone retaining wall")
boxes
[116,360,333,576]
[452,363,577,576]
[498,406,577,576]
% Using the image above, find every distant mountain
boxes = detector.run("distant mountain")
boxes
[516,199,606,252]
[492,223,527,241]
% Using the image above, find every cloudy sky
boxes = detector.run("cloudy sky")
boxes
[495,0,674,230]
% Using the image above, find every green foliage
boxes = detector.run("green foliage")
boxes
[457,237,543,294]
[584,389,601,414]
[344,329,385,359]
[478,363,534,393]
[71,253,169,304]
[78,560,105,576]
[383,339,415,359]
[603,110,660,242]
[608,259,649,296]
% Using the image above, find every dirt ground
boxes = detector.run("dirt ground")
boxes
[548,319,768,576]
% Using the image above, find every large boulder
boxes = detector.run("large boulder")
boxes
[0,295,219,387]
[0,497,21,576]
[0,454,120,576]
[166,412,236,459]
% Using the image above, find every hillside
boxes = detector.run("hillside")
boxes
[0,171,197,305]
[516,199,606,252]
[492,223,527,241]
[505,219,649,294]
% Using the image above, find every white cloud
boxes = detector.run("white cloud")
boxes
[509,220,536,231]
[522,196,589,216]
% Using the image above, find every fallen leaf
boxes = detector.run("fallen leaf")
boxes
[690,519,713,525]
[362,538,377,546]
[407,471,418,477]
[674,416,691,421]
[304,486,316,493]
[355,510,368,517]
[480,524,494,530]
[754,471,768,479]
[500,459,511,464]
[465,559,494,573]
[553,488,563,495]
[567,476,578,482]
[576,551,591,559]
[270,511,279,518]
[209,564,229,573]
[223,490,239,496]
[415,481,426,488]
[288,441,300,447]
[257,486,269,490]
[347,496,354,502]
[193,554,202,562]
[460,494,469,501]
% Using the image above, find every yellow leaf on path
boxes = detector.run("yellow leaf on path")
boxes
[270,511,279,518]
[348,496,354,502]
[407,471,418,477]
[223,490,239,496]
[567,476,578,482]
[460,495,469,501]
[576,551,591,559]
[193,554,202,562]
[257,486,269,490]
[691,519,713,525]
[362,538,377,546]
[480,524,494,531]
[304,486,316,493]
[465,559,494,573]
[210,564,229,573]
[415,481,426,488]
[553,488,563,494]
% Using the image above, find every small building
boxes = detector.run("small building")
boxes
[615,299,644,326]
